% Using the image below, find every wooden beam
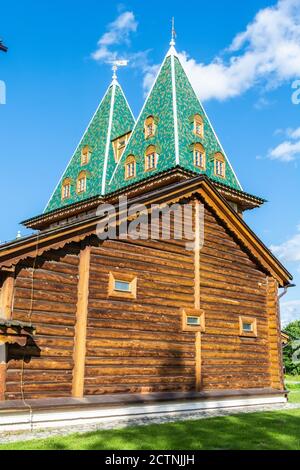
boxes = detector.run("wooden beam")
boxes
[0,274,15,320]
[194,200,202,391]
[0,274,15,401]
[267,277,284,390]
[72,246,91,398]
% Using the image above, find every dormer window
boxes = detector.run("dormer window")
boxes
[62,178,71,200]
[194,143,206,170]
[194,114,204,138]
[77,171,87,194]
[112,132,132,163]
[125,155,136,180]
[214,152,226,178]
[144,116,156,139]
[145,145,158,171]
[81,146,91,166]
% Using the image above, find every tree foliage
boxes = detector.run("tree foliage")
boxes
[283,320,300,376]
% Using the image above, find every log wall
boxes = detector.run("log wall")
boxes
[2,200,284,400]
[5,250,79,400]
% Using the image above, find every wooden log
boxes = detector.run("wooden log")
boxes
[0,273,15,401]
[72,246,91,398]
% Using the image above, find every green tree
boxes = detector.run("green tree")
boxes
[283,320,300,375]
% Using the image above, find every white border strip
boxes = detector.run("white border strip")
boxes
[101,82,117,195]
[171,52,180,165]
[0,394,287,432]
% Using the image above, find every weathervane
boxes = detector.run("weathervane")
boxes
[111,60,129,81]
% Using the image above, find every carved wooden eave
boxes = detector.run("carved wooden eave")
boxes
[22,168,265,231]
[0,176,291,287]
[0,320,36,347]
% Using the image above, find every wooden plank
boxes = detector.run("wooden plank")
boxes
[0,273,15,401]
[72,246,91,398]
[194,201,202,391]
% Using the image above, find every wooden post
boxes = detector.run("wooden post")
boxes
[0,274,15,320]
[194,200,202,391]
[72,246,91,398]
[0,273,15,400]
[267,277,284,390]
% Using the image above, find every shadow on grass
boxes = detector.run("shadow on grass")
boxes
[2,409,300,451]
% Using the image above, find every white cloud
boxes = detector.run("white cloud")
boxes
[281,300,300,326]
[144,0,300,101]
[271,225,300,262]
[288,127,300,139]
[92,11,138,63]
[268,127,300,161]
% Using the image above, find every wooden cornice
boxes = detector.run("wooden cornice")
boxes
[22,168,265,230]
[0,176,292,287]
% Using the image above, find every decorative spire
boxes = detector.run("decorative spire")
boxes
[111,60,129,84]
[170,17,176,47]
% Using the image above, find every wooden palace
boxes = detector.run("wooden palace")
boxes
[0,36,293,430]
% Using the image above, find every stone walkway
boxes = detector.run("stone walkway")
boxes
[1,402,300,445]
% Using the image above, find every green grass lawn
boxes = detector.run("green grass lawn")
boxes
[1,409,300,451]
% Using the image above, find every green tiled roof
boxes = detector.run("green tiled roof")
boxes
[45,43,242,214]
[45,80,135,213]
[108,45,242,193]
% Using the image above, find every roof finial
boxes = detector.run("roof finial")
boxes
[111,60,129,83]
[170,17,176,47]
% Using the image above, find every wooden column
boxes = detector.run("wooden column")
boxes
[194,200,202,392]
[0,273,15,400]
[267,277,284,390]
[72,246,91,398]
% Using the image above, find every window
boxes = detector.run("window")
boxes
[194,114,204,138]
[182,308,205,332]
[112,132,131,163]
[194,143,206,170]
[144,116,156,139]
[214,152,226,178]
[62,178,71,200]
[81,146,91,166]
[239,316,257,338]
[125,155,136,180]
[77,171,87,194]
[108,272,137,299]
[145,145,158,171]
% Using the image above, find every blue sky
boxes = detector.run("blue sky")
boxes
[1,0,300,324]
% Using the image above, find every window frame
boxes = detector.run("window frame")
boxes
[61,178,72,200]
[182,308,205,332]
[144,116,156,139]
[81,145,91,166]
[108,272,137,299]
[193,143,206,170]
[193,114,204,139]
[77,171,87,194]
[214,152,226,178]
[112,132,132,163]
[239,316,258,338]
[145,145,158,172]
[125,155,136,180]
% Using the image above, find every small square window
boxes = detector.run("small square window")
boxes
[182,309,205,332]
[239,316,257,337]
[108,272,137,299]
[186,316,201,326]
[114,280,131,293]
